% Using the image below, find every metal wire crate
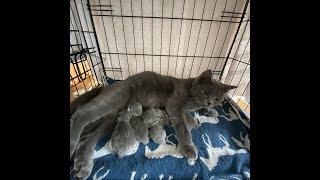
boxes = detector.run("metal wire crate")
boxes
[70,0,250,115]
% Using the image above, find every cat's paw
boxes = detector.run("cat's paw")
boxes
[178,144,198,161]
[199,107,218,117]
[73,158,94,180]
[192,118,201,129]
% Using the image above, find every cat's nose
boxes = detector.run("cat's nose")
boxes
[207,101,213,106]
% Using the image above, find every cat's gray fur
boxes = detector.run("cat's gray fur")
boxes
[71,70,236,179]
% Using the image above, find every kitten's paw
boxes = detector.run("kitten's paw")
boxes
[141,137,149,145]
[187,158,196,166]
[150,130,166,144]
[73,159,94,180]
[154,136,166,144]
[178,144,198,161]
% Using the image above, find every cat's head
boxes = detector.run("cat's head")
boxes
[190,70,237,108]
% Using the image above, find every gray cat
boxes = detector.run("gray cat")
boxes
[71,70,236,178]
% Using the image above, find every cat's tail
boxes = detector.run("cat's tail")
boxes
[70,85,104,116]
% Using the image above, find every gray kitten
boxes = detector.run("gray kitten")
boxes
[142,108,169,127]
[130,116,149,144]
[109,102,143,158]
[149,124,166,144]
[71,70,236,178]
[142,108,170,144]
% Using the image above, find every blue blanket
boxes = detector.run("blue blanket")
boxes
[71,79,250,180]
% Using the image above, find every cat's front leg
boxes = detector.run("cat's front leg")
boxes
[183,102,204,129]
[173,121,198,162]
[166,98,198,162]
[167,109,198,161]
[185,113,201,129]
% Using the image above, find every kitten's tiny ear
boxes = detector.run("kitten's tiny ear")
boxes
[221,84,237,91]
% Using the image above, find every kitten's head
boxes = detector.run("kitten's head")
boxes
[128,102,143,117]
[190,70,237,108]
[143,108,167,123]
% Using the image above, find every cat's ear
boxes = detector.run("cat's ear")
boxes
[193,70,213,86]
[199,70,213,79]
[220,83,237,91]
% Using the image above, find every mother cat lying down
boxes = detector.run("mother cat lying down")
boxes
[70,70,236,163]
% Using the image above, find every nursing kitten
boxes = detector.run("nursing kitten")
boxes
[141,108,170,144]
[109,102,143,158]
